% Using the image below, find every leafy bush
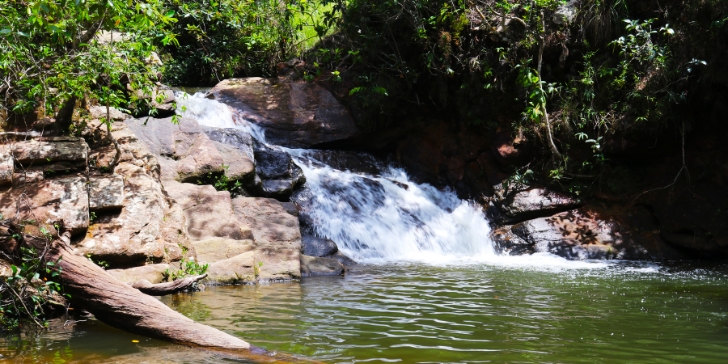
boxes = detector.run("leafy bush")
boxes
[0,1,176,127]
[1,246,65,331]
[163,256,209,282]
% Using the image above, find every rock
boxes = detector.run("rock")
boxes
[193,237,254,263]
[107,264,171,284]
[0,176,88,234]
[88,175,125,211]
[202,127,255,161]
[489,187,580,224]
[151,88,176,117]
[89,105,129,121]
[76,163,179,266]
[231,196,301,281]
[301,234,338,257]
[209,78,360,148]
[300,255,345,277]
[328,251,357,267]
[492,130,532,167]
[11,137,88,165]
[493,209,674,260]
[395,122,506,198]
[165,181,254,241]
[203,128,256,182]
[205,251,256,284]
[253,141,305,199]
[211,142,255,182]
[0,145,12,186]
[11,170,43,186]
[490,226,533,256]
[76,120,195,267]
[125,116,225,182]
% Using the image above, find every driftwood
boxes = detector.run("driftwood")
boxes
[1,223,323,363]
[131,274,207,296]
[26,233,251,350]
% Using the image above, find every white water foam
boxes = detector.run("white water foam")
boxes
[174,92,613,270]
[290,153,611,270]
[175,91,268,142]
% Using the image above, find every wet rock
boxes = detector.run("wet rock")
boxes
[253,141,304,199]
[490,226,533,256]
[0,145,12,186]
[231,196,301,281]
[301,235,338,257]
[300,255,345,277]
[107,264,171,284]
[328,251,357,267]
[300,150,382,175]
[88,175,125,211]
[395,122,506,198]
[492,209,675,260]
[209,78,360,148]
[11,137,88,165]
[125,116,225,182]
[0,176,89,234]
[489,187,580,224]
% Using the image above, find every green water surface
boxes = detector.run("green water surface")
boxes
[3,262,728,363]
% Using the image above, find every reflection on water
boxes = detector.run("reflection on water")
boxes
[3,262,728,363]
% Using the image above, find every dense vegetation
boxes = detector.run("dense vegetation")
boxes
[2,0,728,329]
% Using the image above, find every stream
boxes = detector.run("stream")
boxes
[2,94,728,363]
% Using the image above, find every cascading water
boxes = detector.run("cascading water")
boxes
[176,92,610,268]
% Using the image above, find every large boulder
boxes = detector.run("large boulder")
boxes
[202,128,256,182]
[231,197,302,281]
[300,255,345,277]
[491,208,679,260]
[125,116,225,182]
[164,181,253,241]
[209,78,360,148]
[488,187,581,224]
[74,120,194,267]
[301,235,338,257]
[253,141,305,199]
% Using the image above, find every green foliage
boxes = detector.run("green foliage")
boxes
[160,0,300,85]
[0,0,175,122]
[1,246,65,331]
[199,165,245,197]
[163,256,208,283]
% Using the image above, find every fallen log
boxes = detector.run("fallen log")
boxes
[15,231,251,351]
[2,223,322,363]
[131,274,207,296]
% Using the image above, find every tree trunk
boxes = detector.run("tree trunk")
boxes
[131,274,207,296]
[2,223,322,362]
[18,232,251,350]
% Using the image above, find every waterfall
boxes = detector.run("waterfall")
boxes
[176,92,610,268]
